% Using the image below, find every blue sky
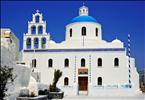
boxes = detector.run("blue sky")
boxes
[1,1,145,71]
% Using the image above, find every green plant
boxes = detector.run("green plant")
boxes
[49,69,62,92]
[0,65,16,100]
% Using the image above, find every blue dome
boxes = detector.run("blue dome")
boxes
[70,15,97,23]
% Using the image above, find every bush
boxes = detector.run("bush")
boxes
[0,65,16,100]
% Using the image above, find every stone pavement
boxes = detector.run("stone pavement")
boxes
[58,94,145,100]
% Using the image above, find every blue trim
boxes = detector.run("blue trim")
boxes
[24,48,125,52]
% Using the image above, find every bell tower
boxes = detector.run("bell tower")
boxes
[79,5,88,16]
[23,10,50,50]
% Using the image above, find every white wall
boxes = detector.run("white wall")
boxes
[22,49,140,96]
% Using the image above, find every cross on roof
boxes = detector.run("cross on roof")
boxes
[83,2,85,6]
[36,10,39,13]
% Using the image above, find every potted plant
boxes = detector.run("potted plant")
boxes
[48,69,64,99]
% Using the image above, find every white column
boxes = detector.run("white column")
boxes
[36,25,38,35]
[38,37,41,49]
[32,37,34,49]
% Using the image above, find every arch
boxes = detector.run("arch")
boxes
[81,58,85,67]
[70,28,72,37]
[96,28,98,36]
[31,26,36,34]
[32,59,36,68]
[98,58,102,67]
[98,77,102,85]
[38,26,43,34]
[35,15,40,23]
[41,37,46,48]
[48,59,53,67]
[82,27,86,36]
[64,77,69,86]
[26,38,31,49]
[64,58,69,67]
[34,38,39,49]
[114,58,119,66]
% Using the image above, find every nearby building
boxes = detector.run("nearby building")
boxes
[1,28,19,64]
[1,28,31,99]
[22,6,140,96]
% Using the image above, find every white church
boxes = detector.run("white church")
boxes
[22,5,140,96]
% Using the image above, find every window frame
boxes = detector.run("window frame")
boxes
[48,59,53,67]
[96,28,98,37]
[64,58,69,67]
[70,28,72,37]
[81,58,85,67]
[98,77,102,86]
[64,77,69,86]
[82,27,86,36]
[32,59,36,68]
[98,58,102,67]
[114,58,119,67]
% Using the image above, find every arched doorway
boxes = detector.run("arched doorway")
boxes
[78,77,88,91]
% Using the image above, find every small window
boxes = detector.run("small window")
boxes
[96,28,98,36]
[34,38,39,49]
[70,28,72,37]
[81,58,85,67]
[82,27,86,36]
[114,58,119,67]
[32,59,36,68]
[35,15,40,23]
[64,58,69,67]
[98,58,102,67]
[64,77,69,86]
[31,26,36,34]
[26,38,31,49]
[98,77,102,85]
[38,26,43,34]
[48,59,53,67]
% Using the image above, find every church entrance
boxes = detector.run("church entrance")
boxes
[78,77,88,91]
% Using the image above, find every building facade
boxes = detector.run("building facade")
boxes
[22,6,140,96]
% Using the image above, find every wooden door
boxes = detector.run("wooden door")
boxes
[78,77,88,91]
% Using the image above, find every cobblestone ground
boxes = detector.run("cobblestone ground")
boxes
[59,94,145,100]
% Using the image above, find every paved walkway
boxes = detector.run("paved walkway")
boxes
[59,94,145,100]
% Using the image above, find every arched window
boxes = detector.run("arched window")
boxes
[35,15,40,23]
[64,58,69,67]
[114,58,119,67]
[34,38,39,49]
[82,27,86,36]
[26,38,31,49]
[64,77,69,86]
[96,28,98,36]
[38,26,43,34]
[41,37,46,48]
[98,77,102,85]
[48,59,53,67]
[81,58,85,67]
[98,58,102,67]
[32,59,36,68]
[70,28,72,37]
[31,26,36,34]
